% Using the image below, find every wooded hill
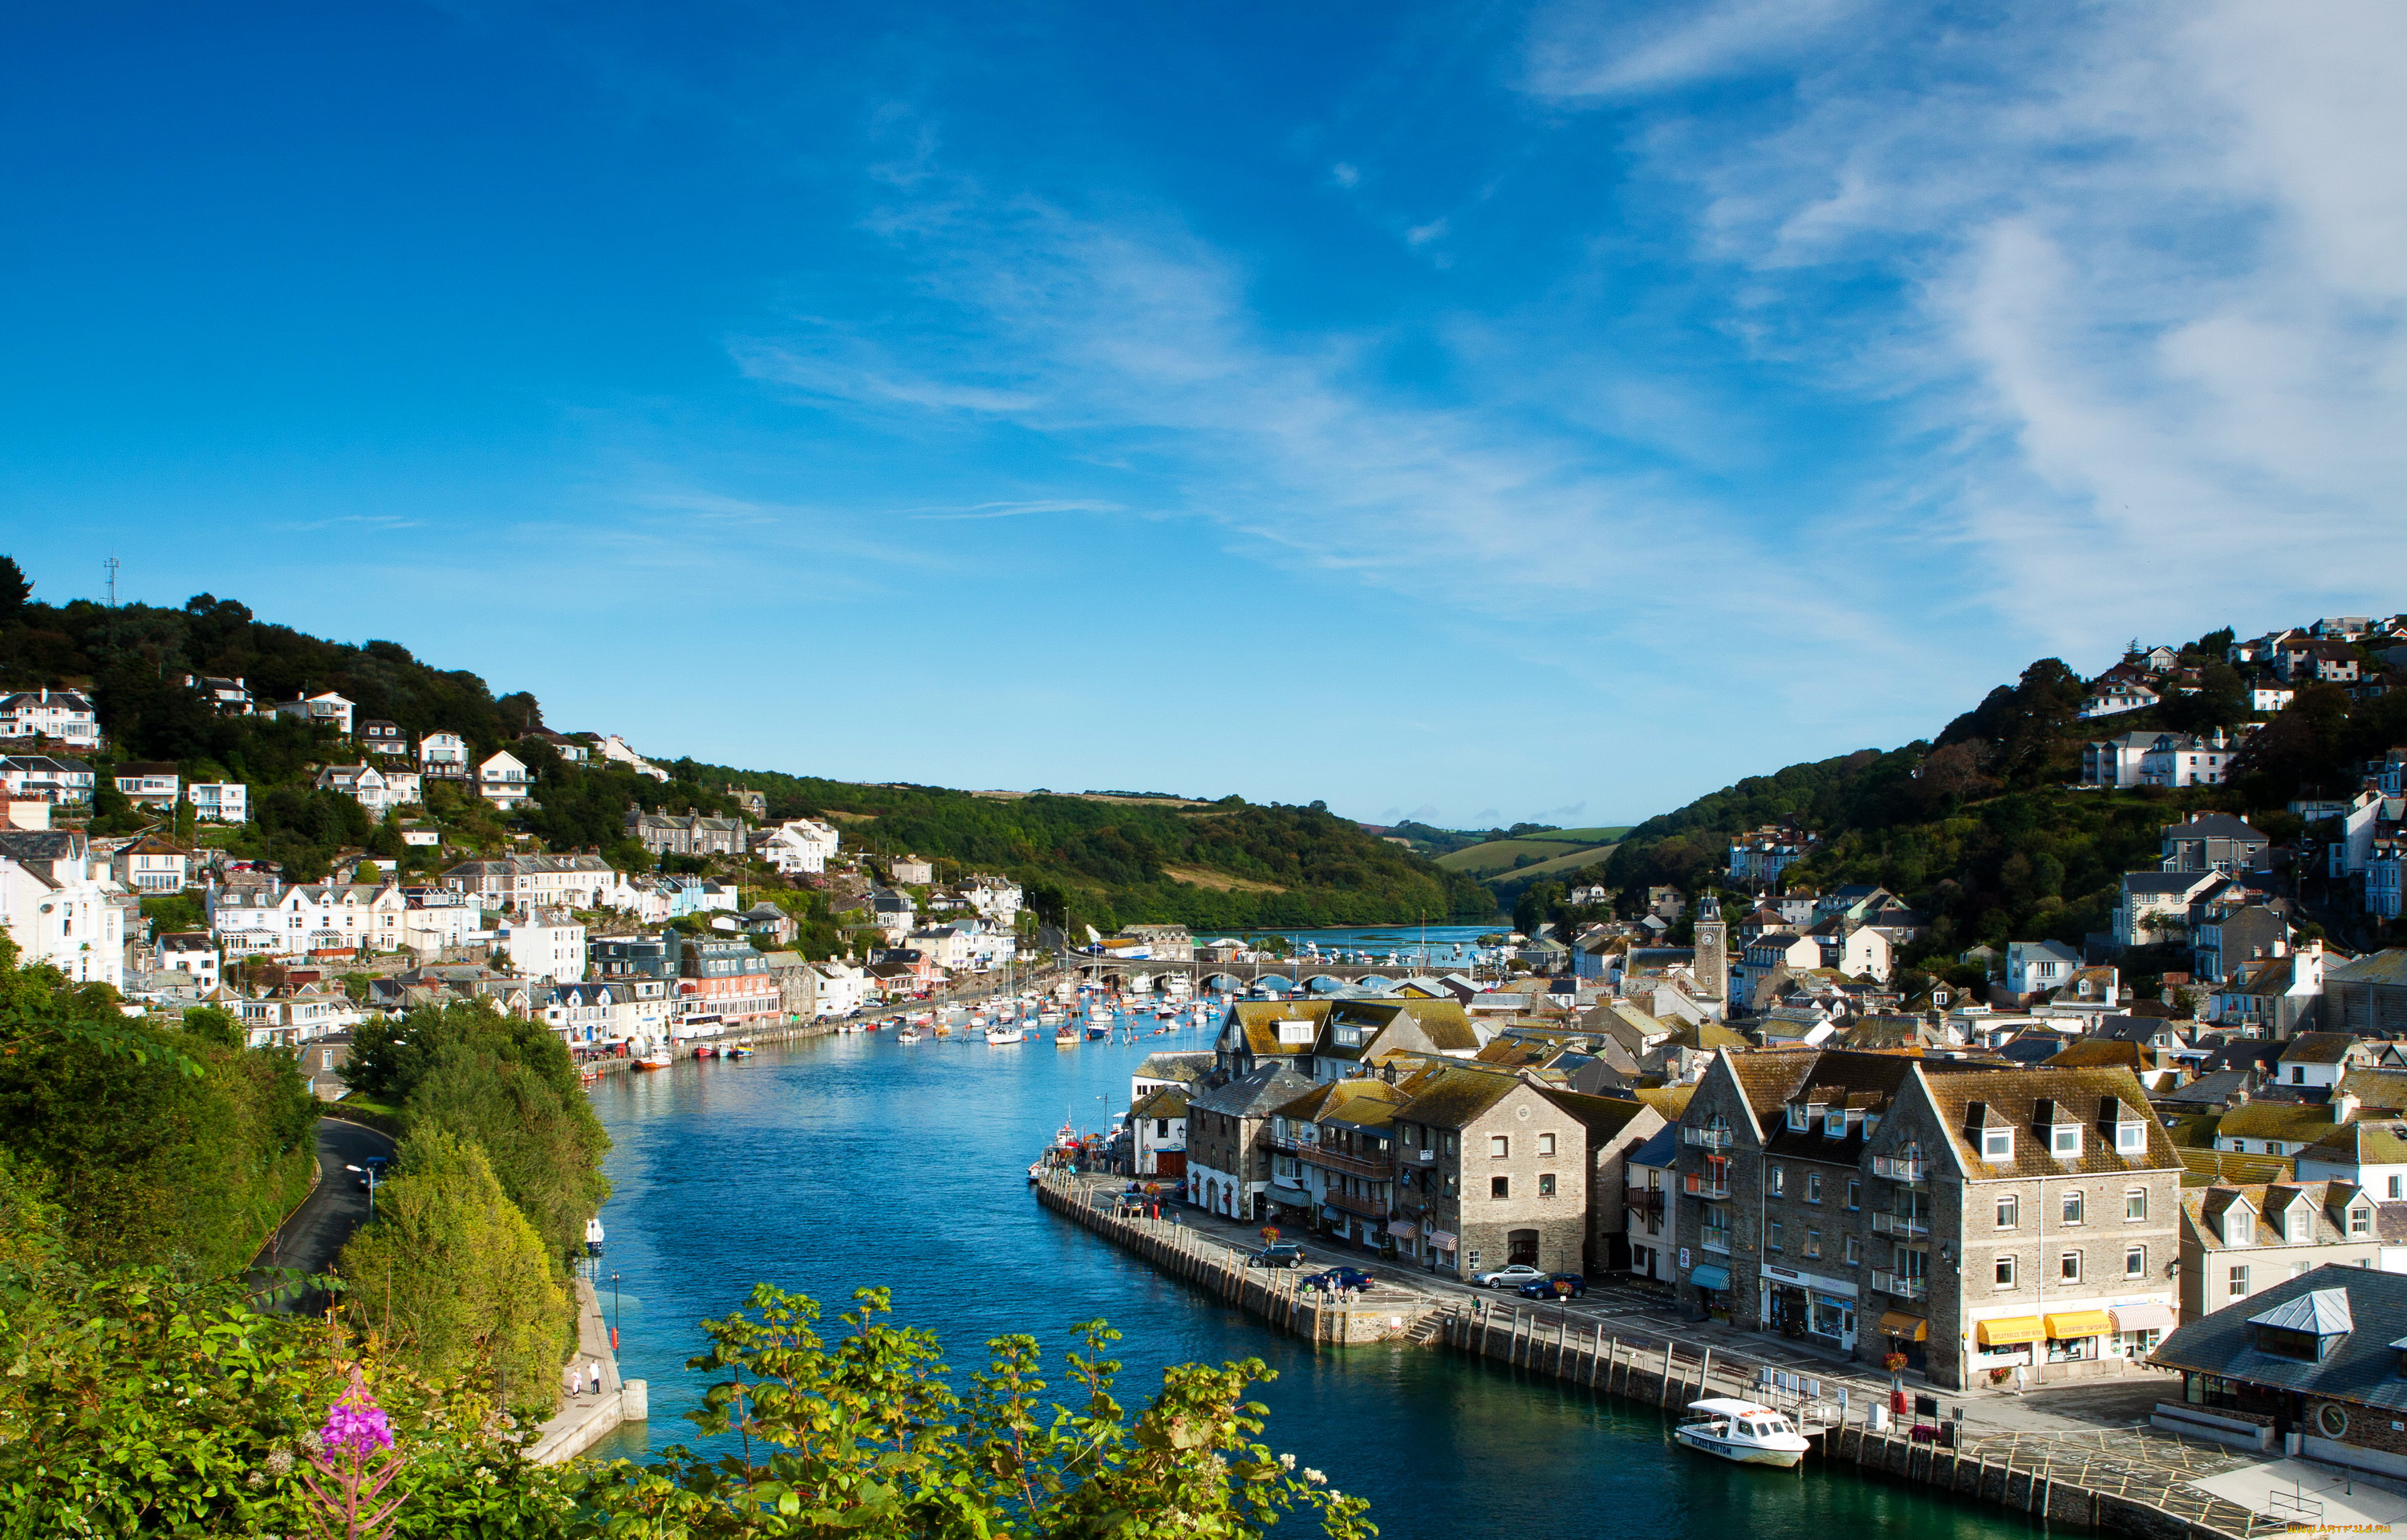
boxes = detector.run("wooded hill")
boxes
[1597,630,2407,963]
[0,569,1499,928]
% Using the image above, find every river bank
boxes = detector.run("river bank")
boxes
[578,1027,2067,1540]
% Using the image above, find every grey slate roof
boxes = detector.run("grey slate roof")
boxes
[2253,1287,2355,1335]
[1187,1063,1316,1119]
[2153,1265,2407,1411]
[2328,950,2407,988]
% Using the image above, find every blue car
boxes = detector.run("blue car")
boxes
[1516,1273,1587,1299]
[1301,1266,1374,1292]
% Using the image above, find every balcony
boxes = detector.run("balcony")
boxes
[1627,1189,1666,1216]
[1873,1155,1930,1185]
[1871,1270,1930,1301]
[1324,1188,1388,1220]
[1872,1211,1930,1238]
[1683,1126,1734,1150]
[1683,1172,1732,1200]
[1268,1135,1391,1181]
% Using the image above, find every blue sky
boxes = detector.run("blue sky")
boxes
[8,2,2405,829]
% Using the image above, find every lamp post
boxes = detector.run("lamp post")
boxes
[343,1157,385,1219]
[611,1270,622,1353]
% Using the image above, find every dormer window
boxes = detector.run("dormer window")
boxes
[2116,1120,2145,1154]
[1788,1104,1808,1132]
[2284,1208,2308,1243]
[2052,1125,2081,1157]
[1983,1128,2013,1161]
[1825,1110,1846,1137]
[2225,1210,2254,1246]
[2351,1206,2372,1237]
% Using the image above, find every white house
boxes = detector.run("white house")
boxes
[811,958,872,1017]
[418,731,471,778]
[0,756,96,803]
[237,990,361,1050]
[118,833,194,894]
[760,817,841,875]
[1130,1084,1188,1177]
[159,931,220,990]
[2004,939,2084,998]
[0,829,123,988]
[2116,870,2223,947]
[272,691,355,736]
[0,690,100,748]
[112,762,181,806]
[479,750,535,809]
[400,888,481,958]
[2251,685,2296,714]
[964,873,1023,926]
[600,735,670,782]
[2298,1121,2407,1206]
[498,906,586,983]
[314,763,422,816]
[2080,682,2161,718]
[2141,728,2238,788]
[186,781,250,823]
[207,881,409,958]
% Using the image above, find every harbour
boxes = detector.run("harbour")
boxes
[582,1023,2071,1540]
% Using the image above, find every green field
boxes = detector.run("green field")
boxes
[1435,826,1630,879]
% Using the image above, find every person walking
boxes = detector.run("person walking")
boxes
[590,1357,604,1394]
[568,1363,584,1398]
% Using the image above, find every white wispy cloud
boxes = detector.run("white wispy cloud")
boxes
[904,499,1125,521]
[1528,0,2407,655]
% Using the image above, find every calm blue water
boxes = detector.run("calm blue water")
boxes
[586,1029,2036,1540]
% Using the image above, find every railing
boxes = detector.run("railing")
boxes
[1872,1211,1929,1238]
[1627,1189,1666,1215]
[1873,1156,1929,1184]
[1683,1126,1734,1150]
[1268,1136,1392,1181]
[1684,1173,1732,1199]
[1870,1270,1930,1300]
[1323,1188,1387,1220]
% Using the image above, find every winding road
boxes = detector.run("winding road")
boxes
[248,1116,396,1312]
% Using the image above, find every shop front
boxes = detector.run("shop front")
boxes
[1761,1265,1857,1352]
[1689,1258,1731,1319]
[1878,1309,1928,1372]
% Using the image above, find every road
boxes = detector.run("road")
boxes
[1078,1173,2182,1437]
[248,1116,396,1312]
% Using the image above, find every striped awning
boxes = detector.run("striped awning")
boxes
[1691,1264,1731,1291]
[1387,1220,1419,1239]
[2112,1303,2178,1334]
[2045,1310,2116,1340]
[1977,1315,2045,1347]
[1427,1230,1457,1248]
[1877,1311,1928,1342]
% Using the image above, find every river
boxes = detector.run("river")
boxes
[586,1026,2037,1540]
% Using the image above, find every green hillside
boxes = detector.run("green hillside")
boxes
[1436,826,1631,877]
[1600,632,2407,962]
[0,569,1500,934]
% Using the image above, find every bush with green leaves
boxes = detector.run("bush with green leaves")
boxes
[347,1001,613,1269]
[577,1284,1374,1540]
[337,1129,571,1411]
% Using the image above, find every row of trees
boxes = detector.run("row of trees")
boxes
[0,942,319,1275]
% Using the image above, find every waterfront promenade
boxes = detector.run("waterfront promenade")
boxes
[1039,1170,2280,1540]
[529,1275,647,1465]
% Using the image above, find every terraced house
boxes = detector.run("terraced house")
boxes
[1674,1048,2182,1388]
[1386,1062,1587,1280]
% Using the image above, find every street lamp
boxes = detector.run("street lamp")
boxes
[343,1157,386,1219]
[611,1270,622,1352]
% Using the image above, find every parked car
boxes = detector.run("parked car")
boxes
[1301,1266,1374,1293]
[1474,1262,1549,1290]
[1247,1242,1306,1269]
[1516,1273,1587,1299]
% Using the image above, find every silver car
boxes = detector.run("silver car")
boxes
[1474,1262,1549,1289]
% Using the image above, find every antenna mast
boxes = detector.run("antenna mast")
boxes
[104,554,121,606]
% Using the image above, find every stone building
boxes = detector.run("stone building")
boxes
[1185,1063,1315,1225]
[1672,1048,2182,1388]
[626,810,749,858]
[1388,1064,1587,1279]
[1537,1088,1666,1274]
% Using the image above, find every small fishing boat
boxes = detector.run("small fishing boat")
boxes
[985,1025,1026,1045]
[694,1044,719,1059]
[726,1042,755,1059]
[1054,1024,1080,1046]
[1085,1021,1111,1040]
[633,1050,673,1071]
[897,1024,930,1044]
[1671,1400,1812,1469]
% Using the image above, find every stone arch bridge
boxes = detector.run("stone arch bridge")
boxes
[1070,955,1443,996]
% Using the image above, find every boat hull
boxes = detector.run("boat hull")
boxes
[1671,1428,1807,1468]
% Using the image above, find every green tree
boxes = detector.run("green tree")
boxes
[576,1284,1371,1540]
[335,1128,570,1408]
[0,553,28,617]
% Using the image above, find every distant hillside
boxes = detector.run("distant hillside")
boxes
[0,570,1498,930]
[1601,630,2407,960]
[1435,826,1631,879]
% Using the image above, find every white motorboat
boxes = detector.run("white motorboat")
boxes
[896,1024,930,1043]
[985,1025,1026,1045]
[1671,1399,1812,1469]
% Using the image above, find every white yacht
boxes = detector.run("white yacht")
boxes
[1671,1399,1812,1469]
[985,1024,1026,1045]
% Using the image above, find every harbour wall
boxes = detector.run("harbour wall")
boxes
[1036,1172,2247,1540]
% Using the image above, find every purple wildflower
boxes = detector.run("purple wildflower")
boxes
[299,1366,408,1539]
[319,1387,395,1457]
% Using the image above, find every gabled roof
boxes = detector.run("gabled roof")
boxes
[2328,950,2407,988]
[2281,1032,2359,1065]
[1188,1063,1316,1119]
[1914,1064,2181,1177]
[2216,1101,2340,1144]
[2300,1120,2407,1167]
[1392,1064,1525,1131]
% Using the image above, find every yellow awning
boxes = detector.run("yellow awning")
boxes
[2044,1310,2116,1339]
[1977,1315,2045,1346]
[1877,1311,1929,1342]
